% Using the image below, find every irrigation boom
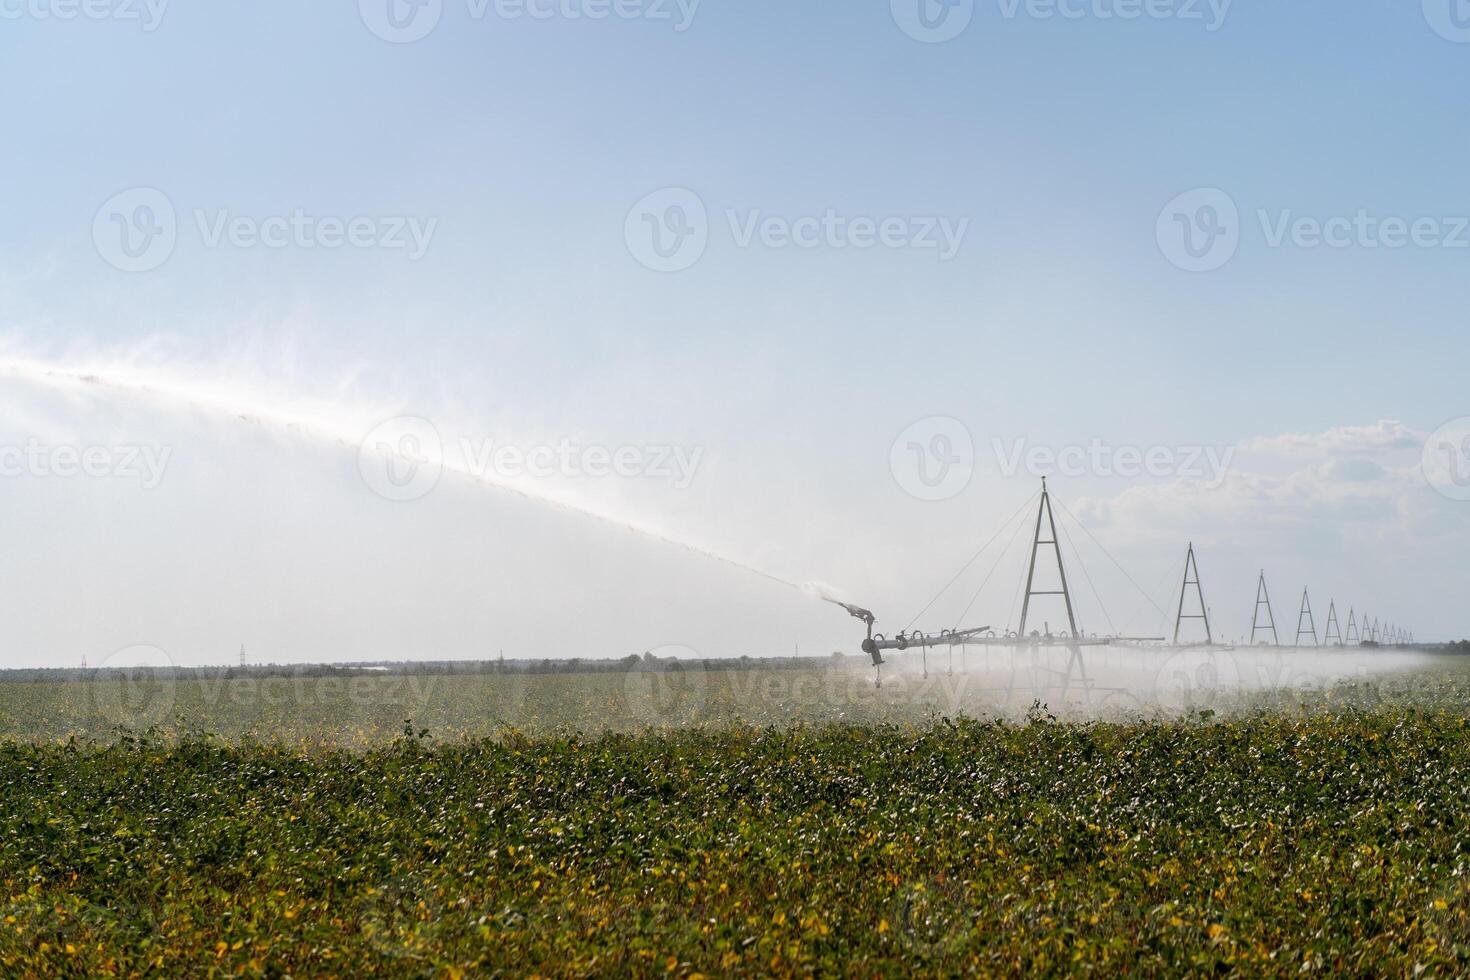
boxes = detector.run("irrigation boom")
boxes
[833,478,1410,682]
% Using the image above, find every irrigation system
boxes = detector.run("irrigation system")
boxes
[833,478,1415,686]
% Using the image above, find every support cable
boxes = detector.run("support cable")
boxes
[902,490,1040,632]
[955,499,1038,628]
[1119,559,1180,636]
[1050,494,1168,621]
[1057,509,1116,636]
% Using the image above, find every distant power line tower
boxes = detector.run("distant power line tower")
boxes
[1323,601,1342,646]
[1295,589,1319,647]
[1345,608,1360,644]
[240,644,246,668]
[1173,543,1212,645]
[1250,571,1279,646]
[1017,477,1080,640]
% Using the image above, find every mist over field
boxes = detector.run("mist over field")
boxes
[2,644,1460,746]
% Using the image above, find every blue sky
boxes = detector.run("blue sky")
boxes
[0,0,1467,666]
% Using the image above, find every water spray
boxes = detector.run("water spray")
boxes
[0,354,824,600]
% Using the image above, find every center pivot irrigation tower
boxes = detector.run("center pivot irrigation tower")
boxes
[1173,543,1212,645]
[1295,588,1319,647]
[1324,600,1342,646]
[1018,477,1079,640]
[1250,571,1279,646]
[832,478,1172,682]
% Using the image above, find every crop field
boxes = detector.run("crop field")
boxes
[4,653,1470,976]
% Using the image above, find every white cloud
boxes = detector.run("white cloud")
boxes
[1055,423,1467,640]
[1237,420,1423,458]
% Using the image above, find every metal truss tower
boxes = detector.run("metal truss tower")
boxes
[1295,588,1319,646]
[1250,571,1279,646]
[1173,543,1212,645]
[1324,600,1342,646]
[1017,477,1080,640]
[1345,608,1360,644]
